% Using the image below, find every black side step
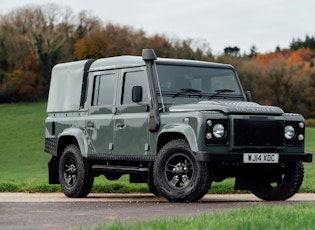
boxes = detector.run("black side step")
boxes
[92,165,148,174]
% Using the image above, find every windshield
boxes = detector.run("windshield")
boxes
[153,64,244,105]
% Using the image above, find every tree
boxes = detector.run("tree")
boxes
[224,46,240,57]
[0,4,78,99]
[237,60,265,103]
[73,10,102,40]
[74,30,108,59]
[290,35,315,50]
[248,45,258,58]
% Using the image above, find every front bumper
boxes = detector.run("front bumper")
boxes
[195,152,312,163]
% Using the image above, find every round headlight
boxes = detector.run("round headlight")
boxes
[284,125,295,140]
[213,124,225,139]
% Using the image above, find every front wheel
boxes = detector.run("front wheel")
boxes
[250,162,304,201]
[153,139,212,202]
[59,144,94,198]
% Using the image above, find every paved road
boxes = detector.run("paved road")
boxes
[1,193,315,230]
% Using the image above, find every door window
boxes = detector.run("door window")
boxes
[92,73,116,106]
[122,70,149,105]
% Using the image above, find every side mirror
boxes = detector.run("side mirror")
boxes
[132,86,143,103]
[245,91,252,102]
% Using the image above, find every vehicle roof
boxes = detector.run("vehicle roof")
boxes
[89,55,233,72]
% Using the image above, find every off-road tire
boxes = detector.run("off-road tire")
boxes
[153,139,212,202]
[250,161,304,201]
[59,144,94,198]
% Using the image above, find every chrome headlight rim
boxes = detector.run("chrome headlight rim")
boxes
[284,125,296,140]
[213,123,225,139]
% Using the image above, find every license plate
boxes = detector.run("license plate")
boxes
[243,153,279,163]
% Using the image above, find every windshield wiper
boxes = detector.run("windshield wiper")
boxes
[207,89,235,99]
[172,88,203,98]
[180,88,201,93]
[157,88,235,99]
[157,89,202,98]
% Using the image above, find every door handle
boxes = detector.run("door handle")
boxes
[116,123,125,129]
[87,122,95,128]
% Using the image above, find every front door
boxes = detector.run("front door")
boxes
[112,68,150,156]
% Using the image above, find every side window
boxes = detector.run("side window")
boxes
[92,73,116,106]
[122,70,149,104]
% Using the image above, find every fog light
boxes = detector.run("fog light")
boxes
[206,133,212,139]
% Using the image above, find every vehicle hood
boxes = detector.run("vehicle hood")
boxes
[168,100,284,115]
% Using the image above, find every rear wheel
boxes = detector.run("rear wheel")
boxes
[59,144,94,198]
[250,162,304,201]
[153,139,212,202]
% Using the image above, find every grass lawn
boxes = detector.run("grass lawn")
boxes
[0,103,54,191]
[91,203,315,230]
[0,102,314,193]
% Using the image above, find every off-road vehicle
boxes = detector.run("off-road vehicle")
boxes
[45,49,312,202]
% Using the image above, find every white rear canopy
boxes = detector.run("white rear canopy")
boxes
[47,60,94,113]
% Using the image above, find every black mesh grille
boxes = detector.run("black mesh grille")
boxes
[234,118,284,147]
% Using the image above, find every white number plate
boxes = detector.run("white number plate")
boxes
[243,153,279,163]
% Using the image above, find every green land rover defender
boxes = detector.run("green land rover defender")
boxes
[44,49,312,202]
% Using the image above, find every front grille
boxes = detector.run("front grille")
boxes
[234,118,284,147]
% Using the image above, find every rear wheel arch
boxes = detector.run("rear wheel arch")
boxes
[57,128,88,157]
[57,136,78,157]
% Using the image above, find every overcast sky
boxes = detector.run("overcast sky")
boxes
[0,0,314,54]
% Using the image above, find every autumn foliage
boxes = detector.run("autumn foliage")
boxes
[239,48,315,117]
[1,4,315,117]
